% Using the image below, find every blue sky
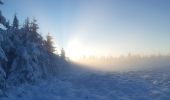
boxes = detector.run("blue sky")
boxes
[1,0,170,57]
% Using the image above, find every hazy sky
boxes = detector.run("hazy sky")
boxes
[1,0,170,58]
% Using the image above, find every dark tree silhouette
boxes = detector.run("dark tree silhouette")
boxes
[45,33,55,53]
[61,48,65,59]
[13,14,19,29]
[0,1,8,28]
[30,18,39,32]
[5,20,10,28]
[23,17,30,31]
[0,11,7,27]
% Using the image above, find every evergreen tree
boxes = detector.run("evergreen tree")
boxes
[0,11,7,28]
[30,18,39,32]
[23,17,30,31]
[45,33,55,53]
[13,14,19,29]
[5,20,10,28]
[61,48,65,59]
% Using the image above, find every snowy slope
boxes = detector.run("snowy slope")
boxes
[1,66,170,100]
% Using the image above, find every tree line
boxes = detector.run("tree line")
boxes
[0,7,66,59]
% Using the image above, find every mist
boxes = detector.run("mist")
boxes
[75,54,170,72]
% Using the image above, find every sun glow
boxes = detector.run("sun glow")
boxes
[65,39,84,60]
[65,39,97,61]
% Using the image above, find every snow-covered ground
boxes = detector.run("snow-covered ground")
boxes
[1,66,170,100]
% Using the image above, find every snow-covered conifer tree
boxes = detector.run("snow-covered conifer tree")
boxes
[23,17,30,31]
[12,14,19,29]
[30,18,39,32]
[45,33,55,53]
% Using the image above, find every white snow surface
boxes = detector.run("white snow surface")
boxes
[1,66,170,100]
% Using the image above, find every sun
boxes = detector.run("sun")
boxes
[65,39,85,61]
[65,38,105,61]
